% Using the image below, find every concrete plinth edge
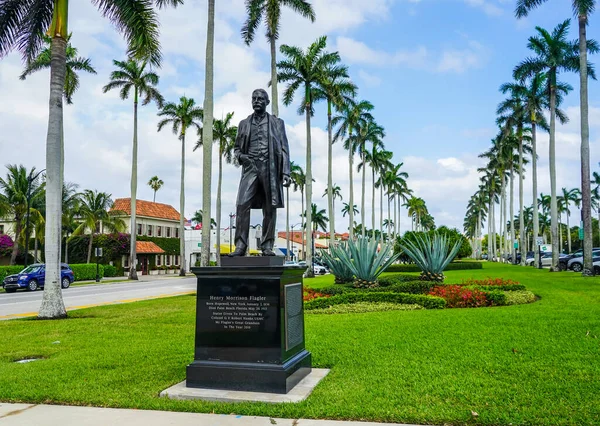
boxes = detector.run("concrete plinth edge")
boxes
[160,368,329,403]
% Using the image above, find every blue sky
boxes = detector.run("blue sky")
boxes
[0,0,598,235]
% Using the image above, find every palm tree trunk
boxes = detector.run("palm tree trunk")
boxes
[216,148,223,266]
[87,231,93,264]
[34,237,38,262]
[519,133,525,265]
[361,151,366,237]
[387,195,391,241]
[393,196,397,240]
[510,168,515,264]
[128,90,139,280]
[269,35,279,117]
[64,235,69,264]
[371,168,376,234]
[10,219,21,265]
[180,130,187,275]
[286,186,290,260]
[532,121,540,266]
[567,210,572,253]
[379,183,384,242]
[153,190,156,203]
[327,101,334,247]
[549,82,559,270]
[500,178,505,262]
[579,14,593,275]
[301,189,305,260]
[39,31,68,320]
[488,200,493,260]
[559,214,563,254]
[201,0,215,267]
[305,100,314,278]
[348,138,354,239]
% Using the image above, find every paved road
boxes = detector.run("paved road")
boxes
[0,276,197,320]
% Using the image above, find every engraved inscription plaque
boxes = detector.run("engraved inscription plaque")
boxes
[285,283,303,350]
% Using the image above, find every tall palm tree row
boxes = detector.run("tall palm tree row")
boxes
[103,58,164,280]
[158,96,203,276]
[0,0,183,319]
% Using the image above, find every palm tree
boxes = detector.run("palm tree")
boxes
[516,0,598,275]
[322,184,342,237]
[147,176,164,202]
[313,63,356,246]
[560,187,582,253]
[514,20,596,270]
[191,210,216,228]
[157,96,203,276]
[195,112,236,266]
[0,0,182,320]
[332,99,374,239]
[0,165,45,265]
[103,58,164,280]
[290,163,306,259]
[201,0,215,268]
[242,0,315,117]
[388,162,410,238]
[61,182,80,265]
[342,203,359,218]
[303,203,328,232]
[276,35,339,277]
[355,119,385,237]
[20,34,96,105]
[71,190,126,264]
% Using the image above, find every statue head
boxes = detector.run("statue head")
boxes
[252,89,270,114]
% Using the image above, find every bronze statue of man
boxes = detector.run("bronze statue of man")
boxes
[229,89,291,257]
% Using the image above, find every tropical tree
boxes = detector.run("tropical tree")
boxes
[20,34,96,105]
[0,0,182,320]
[158,96,203,276]
[560,187,582,253]
[322,184,342,237]
[147,176,164,202]
[61,182,80,264]
[0,165,45,265]
[332,99,374,239]
[71,190,126,264]
[388,162,411,238]
[290,163,306,259]
[303,203,328,232]
[516,0,598,275]
[276,35,339,276]
[195,112,236,266]
[242,0,315,117]
[201,0,215,267]
[103,58,164,280]
[515,20,596,270]
[191,210,216,228]
[342,203,359,218]
[313,63,356,246]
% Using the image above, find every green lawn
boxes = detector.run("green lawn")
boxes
[0,263,599,425]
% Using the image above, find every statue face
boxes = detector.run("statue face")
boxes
[252,90,269,114]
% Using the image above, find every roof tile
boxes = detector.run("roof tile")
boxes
[111,198,181,222]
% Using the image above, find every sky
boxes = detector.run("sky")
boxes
[0,0,599,236]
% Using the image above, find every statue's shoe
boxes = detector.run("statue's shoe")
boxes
[262,249,276,256]
[228,248,246,257]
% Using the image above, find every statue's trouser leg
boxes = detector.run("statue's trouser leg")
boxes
[261,203,276,250]
[234,168,259,251]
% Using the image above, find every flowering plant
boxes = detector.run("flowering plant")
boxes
[303,288,330,302]
[0,234,14,256]
[429,285,488,308]
[461,277,520,286]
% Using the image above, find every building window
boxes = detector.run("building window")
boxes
[157,226,162,237]
[166,227,171,238]
[166,255,171,266]
[137,223,142,235]
[147,225,153,236]
[175,255,180,265]
[0,224,3,234]
[124,256,129,268]
[157,255,162,266]
[175,227,179,238]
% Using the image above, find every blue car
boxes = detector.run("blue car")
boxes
[2,263,74,293]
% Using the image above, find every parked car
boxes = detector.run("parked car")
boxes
[2,263,74,293]
[526,252,552,267]
[593,260,600,275]
[567,250,600,272]
[559,248,600,271]
[312,264,328,275]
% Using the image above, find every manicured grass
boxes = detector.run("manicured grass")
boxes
[0,263,599,425]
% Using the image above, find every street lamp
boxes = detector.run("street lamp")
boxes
[24,168,45,267]
[228,213,236,254]
[290,223,301,261]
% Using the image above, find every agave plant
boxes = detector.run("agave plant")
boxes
[399,233,460,282]
[328,238,399,288]
[321,243,355,284]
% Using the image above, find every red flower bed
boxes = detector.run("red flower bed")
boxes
[461,277,520,286]
[429,285,488,308]
[303,288,330,302]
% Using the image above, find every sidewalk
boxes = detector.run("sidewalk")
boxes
[0,404,422,426]
[75,273,194,285]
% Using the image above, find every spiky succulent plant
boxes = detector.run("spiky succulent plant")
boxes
[320,243,354,284]
[399,233,461,282]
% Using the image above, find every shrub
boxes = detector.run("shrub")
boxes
[504,290,536,305]
[485,290,508,306]
[303,288,330,302]
[304,292,446,310]
[306,302,424,315]
[70,264,104,281]
[395,227,472,259]
[0,265,25,282]
[428,285,488,308]
[386,262,482,273]
[461,277,520,286]
[399,233,462,282]
[320,243,355,284]
[378,273,422,286]
[319,285,353,296]
[103,265,117,277]
[478,284,526,292]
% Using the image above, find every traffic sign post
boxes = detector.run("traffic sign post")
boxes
[95,247,103,282]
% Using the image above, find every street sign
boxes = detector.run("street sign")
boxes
[513,240,519,249]
[541,245,550,252]
[579,221,584,240]
[94,247,103,257]
[197,243,202,247]
[535,237,544,246]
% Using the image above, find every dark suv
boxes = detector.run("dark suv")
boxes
[2,263,74,293]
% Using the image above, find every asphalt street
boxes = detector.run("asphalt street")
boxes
[0,276,197,319]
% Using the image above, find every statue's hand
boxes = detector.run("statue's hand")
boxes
[282,175,291,187]
[239,154,251,166]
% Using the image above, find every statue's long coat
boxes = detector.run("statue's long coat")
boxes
[234,113,290,209]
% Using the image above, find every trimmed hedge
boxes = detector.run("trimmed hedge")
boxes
[386,262,483,273]
[483,290,507,306]
[70,264,104,281]
[103,265,117,277]
[379,274,422,286]
[0,265,25,282]
[305,292,446,310]
[476,284,526,292]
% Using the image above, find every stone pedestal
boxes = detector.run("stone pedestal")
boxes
[186,257,311,394]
